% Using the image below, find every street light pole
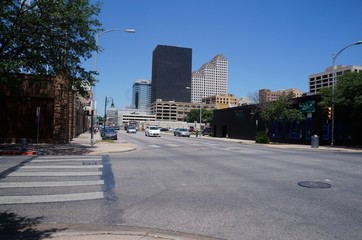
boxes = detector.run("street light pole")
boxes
[331,41,362,146]
[90,28,135,145]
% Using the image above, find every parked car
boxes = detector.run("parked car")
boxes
[100,126,113,138]
[145,126,161,137]
[173,128,181,136]
[102,128,118,140]
[127,127,137,134]
[160,127,169,132]
[202,127,213,136]
[188,126,195,132]
[175,128,190,137]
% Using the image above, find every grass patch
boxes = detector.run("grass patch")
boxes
[96,139,116,143]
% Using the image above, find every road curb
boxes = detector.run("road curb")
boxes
[33,223,224,240]
[0,150,37,156]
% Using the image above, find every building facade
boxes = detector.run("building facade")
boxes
[259,88,303,103]
[151,45,192,103]
[191,54,228,103]
[151,100,215,122]
[132,79,151,111]
[0,74,89,143]
[309,65,362,94]
[118,108,156,127]
[204,94,238,109]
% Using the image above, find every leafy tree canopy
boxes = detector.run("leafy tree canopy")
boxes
[0,0,102,96]
[185,109,213,123]
[259,93,305,133]
[319,72,362,118]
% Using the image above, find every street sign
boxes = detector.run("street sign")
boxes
[299,101,315,113]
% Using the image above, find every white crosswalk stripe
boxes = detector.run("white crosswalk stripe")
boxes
[0,155,105,204]
[149,144,161,148]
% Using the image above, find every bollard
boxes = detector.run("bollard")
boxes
[311,135,319,148]
[21,138,27,151]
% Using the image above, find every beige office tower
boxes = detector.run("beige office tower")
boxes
[191,54,228,103]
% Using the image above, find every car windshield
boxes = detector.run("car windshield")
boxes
[105,129,115,133]
[149,126,158,130]
[179,128,187,131]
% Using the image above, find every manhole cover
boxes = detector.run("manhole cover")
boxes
[298,181,331,189]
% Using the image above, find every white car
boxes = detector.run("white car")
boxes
[145,126,161,137]
[127,127,137,134]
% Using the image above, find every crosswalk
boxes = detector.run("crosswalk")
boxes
[0,155,104,205]
[147,142,242,151]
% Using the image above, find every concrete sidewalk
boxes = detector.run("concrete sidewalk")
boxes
[0,131,136,155]
[71,131,136,155]
[35,223,222,240]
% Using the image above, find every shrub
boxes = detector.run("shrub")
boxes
[255,131,270,144]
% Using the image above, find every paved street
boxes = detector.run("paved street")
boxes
[0,131,361,240]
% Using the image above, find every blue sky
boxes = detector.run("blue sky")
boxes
[85,0,362,114]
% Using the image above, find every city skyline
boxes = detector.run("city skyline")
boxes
[85,0,362,115]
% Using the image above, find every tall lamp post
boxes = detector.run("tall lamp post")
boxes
[185,86,202,128]
[104,96,115,128]
[331,41,362,146]
[90,28,135,145]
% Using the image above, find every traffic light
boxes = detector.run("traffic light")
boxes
[327,106,332,120]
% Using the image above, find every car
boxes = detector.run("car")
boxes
[173,128,181,136]
[102,128,118,140]
[160,127,169,132]
[188,126,195,132]
[145,126,161,137]
[100,126,113,138]
[202,127,213,136]
[127,127,137,134]
[175,128,190,137]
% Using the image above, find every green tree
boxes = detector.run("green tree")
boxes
[259,93,305,134]
[319,72,362,119]
[185,109,213,123]
[0,0,102,96]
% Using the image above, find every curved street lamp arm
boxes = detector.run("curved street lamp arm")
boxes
[333,41,362,63]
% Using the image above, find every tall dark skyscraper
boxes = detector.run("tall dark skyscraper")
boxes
[151,45,192,103]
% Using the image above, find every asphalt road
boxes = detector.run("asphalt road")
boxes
[0,131,361,240]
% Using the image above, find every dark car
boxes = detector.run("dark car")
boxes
[102,128,118,140]
[202,127,213,136]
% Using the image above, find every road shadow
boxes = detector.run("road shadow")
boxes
[33,143,92,155]
[0,211,62,239]
[0,143,92,155]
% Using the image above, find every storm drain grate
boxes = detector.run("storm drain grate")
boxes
[298,181,331,189]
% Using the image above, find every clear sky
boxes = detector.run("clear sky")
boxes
[84,0,362,115]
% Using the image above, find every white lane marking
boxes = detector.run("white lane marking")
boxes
[8,171,102,177]
[20,165,103,169]
[0,180,104,188]
[32,159,100,163]
[0,192,104,204]
[36,156,101,159]
[166,144,179,147]
[149,144,161,148]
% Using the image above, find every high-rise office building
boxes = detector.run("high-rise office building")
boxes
[309,65,362,94]
[151,45,192,103]
[132,79,151,111]
[191,54,228,103]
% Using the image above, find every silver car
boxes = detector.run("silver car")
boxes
[175,128,190,137]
